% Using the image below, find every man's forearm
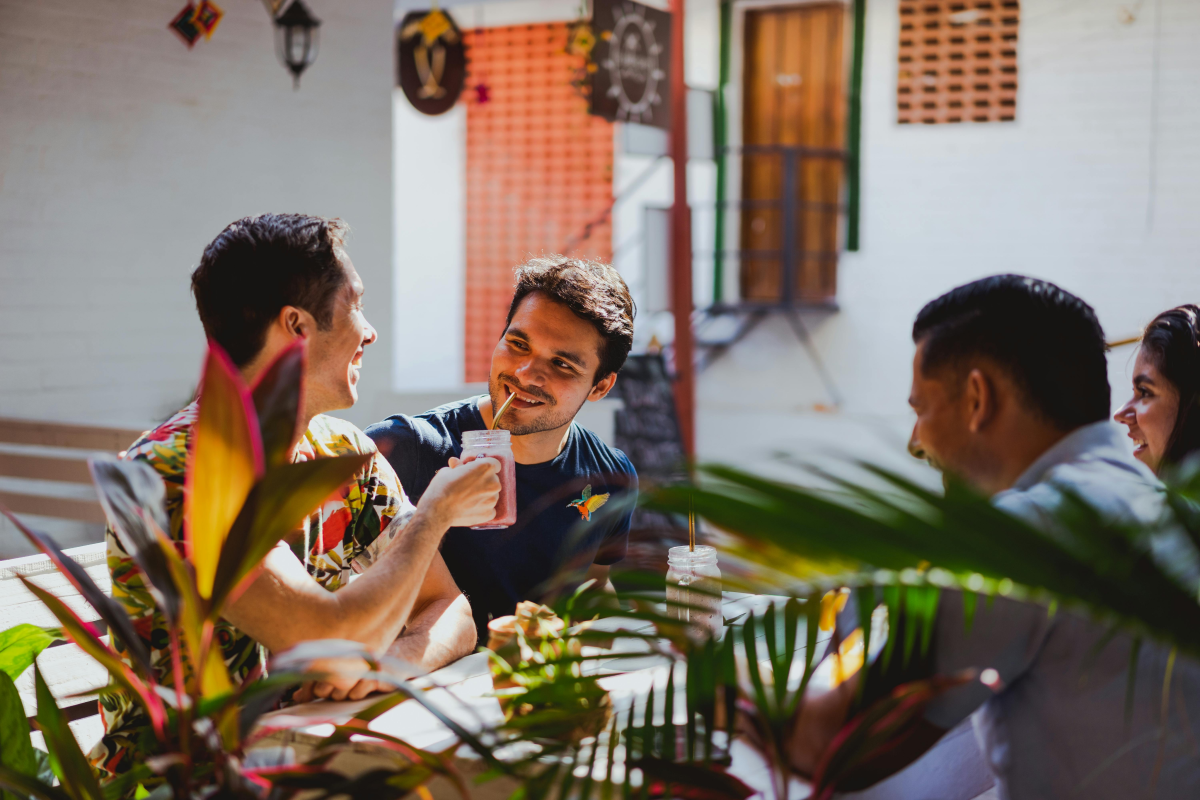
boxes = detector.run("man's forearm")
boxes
[385,593,477,673]
[316,507,449,652]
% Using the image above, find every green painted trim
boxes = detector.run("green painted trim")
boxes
[712,0,733,303]
[846,0,867,252]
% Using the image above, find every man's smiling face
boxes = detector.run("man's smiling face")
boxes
[304,254,376,415]
[488,291,612,436]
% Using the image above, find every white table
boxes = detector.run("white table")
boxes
[255,594,997,800]
[256,594,822,799]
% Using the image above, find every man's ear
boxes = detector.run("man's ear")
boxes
[588,372,618,402]
[280,306,308,339]
[965,368,996,434]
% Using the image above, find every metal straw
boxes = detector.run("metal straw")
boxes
[688,492,695,552]
[490,392,517,431]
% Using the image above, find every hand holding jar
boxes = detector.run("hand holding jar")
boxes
[459,429,518,529]
[420,453,502,529]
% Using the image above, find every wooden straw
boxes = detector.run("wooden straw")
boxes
[490,392,517,431]
[688,492,695,552]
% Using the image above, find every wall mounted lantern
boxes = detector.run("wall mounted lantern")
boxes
[275,0,321,88]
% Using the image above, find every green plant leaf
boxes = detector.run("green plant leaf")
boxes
[854,586,875,705]
[0,671,39,800]
[881,585,900,672]
[88,458,179,626]
[797,591,821,702]
[0,763,68,800]
[187,342,264,600]
[1,510,154,681]
[740,613,767,722]
[146,525,220,700]
[207,453,371,617]
[34,665,103,800]
[0,625,59,682]
[18,578,164,737]
[1126,636,1142,727]
[98,763,152,800]
[251,338,306,471]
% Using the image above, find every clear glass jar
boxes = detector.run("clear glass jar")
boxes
[666,545,722,637]
[461,429,517,529]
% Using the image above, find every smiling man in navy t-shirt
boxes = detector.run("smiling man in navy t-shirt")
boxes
[366,256,638,642]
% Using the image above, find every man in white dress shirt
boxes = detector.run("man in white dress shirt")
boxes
[796,276,1200,799]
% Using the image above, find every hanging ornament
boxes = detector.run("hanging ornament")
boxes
[168,3,203,48]
[274,0,322,89]
[259,0,288,19]
[397,9,466,115]
[193,0,224,38]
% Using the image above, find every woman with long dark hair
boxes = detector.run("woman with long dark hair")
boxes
[1114,304,1200,473]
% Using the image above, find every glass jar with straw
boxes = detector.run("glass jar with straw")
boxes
[666,496,722,637]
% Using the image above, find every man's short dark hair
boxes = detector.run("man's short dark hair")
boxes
[191,214,350,367]
[504,255,636,382]
[912,274,1110,431]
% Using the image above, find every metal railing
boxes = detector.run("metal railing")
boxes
[710,143,849,310]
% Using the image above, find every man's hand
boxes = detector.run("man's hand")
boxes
[292,655,384,703]
[419,456,501,529]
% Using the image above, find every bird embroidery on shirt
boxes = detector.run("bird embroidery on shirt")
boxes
[567,484,610,521]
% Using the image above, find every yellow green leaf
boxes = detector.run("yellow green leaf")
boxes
[187,343,264,599]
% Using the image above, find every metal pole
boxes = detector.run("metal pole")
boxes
[847,0,867,251]
[712,0,733,305]
[669,0,695,458]
[780,148,798,306]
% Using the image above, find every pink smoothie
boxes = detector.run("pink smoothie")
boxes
[465,450,517,529]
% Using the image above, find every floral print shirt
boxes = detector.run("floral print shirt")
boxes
[90,401,413,783]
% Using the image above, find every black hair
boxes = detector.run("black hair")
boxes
[912,274,1110,431]
[1139,305,1200,467]
[504,255,636,382]
[191,214,350,367]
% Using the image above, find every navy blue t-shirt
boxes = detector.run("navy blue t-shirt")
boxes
[365,398,637,642]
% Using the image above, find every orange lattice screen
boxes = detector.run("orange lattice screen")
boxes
[463,23,614,383]
[897,0,1019,124]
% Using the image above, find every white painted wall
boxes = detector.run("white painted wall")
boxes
[695,0,1200,484]
[392,98,465,393]
[0,0,394,554]
[0,0,394,431]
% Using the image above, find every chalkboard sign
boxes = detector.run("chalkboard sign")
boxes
[612,354,689,572]
[589,0,672,130]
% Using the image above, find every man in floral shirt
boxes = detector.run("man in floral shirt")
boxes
[92,214,501,783]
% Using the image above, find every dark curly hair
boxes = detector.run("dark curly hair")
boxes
[191,214,350,366]
[913,274,1110,431]
[504,255,636,382]
[1139,305,1200,468]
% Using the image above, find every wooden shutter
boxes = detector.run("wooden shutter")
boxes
[897,1,1019,125]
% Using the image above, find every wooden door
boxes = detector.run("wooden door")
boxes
[740,4,845,303]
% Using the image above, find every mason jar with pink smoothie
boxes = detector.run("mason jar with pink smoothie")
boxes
[460,429,517,529]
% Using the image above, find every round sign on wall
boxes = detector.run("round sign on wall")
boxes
[397,9,465,116]
[590,0,671,129]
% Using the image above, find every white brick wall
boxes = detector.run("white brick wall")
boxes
[0,0,393,430]
[697,0,1200,482]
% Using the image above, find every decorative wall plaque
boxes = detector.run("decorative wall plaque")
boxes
[589,0,671,130]
[168,3,203,48]
[397,9,466,116]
